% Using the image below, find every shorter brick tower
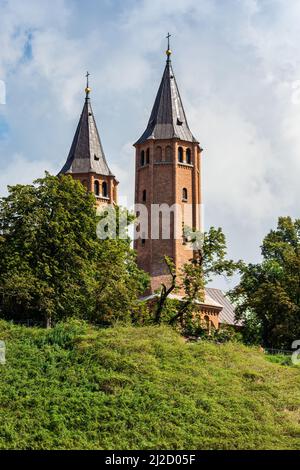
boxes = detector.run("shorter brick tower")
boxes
[59,73,118,207]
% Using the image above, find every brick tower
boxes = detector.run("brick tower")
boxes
[59,73,118,207]
[134,38,202,293]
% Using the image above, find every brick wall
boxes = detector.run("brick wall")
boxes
[134,139,202,293]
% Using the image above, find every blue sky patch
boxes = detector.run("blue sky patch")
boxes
[23,32,33,61]
[0,117,10,140]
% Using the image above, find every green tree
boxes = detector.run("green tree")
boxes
[155,227,241,326]
[230,217,300,349]
[0,174,148,327]
[93,208,149,324]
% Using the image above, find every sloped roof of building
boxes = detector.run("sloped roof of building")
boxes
[167,292,223,310]
[140,291,223,311]
[59,91,113,176]
[205,288,240,326]
[135,57,198,145]
[139,289,240,327]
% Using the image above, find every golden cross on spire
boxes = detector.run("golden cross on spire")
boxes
[166,33,171,49]
[85,71,91,97]
[166,33,172,59]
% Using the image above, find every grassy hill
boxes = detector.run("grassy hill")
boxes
[0,320,299,450]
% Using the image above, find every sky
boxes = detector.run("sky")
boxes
[0,0,300,290]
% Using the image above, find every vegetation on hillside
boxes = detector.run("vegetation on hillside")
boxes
[0,320,299,450]
[1,175,300,350]
[231,217,300,349]
[0,174,240,335]
[155,227,241,329]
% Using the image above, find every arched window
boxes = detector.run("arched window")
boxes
[142,189,147,202]
[94,180,100,196]
[140,150,145,166]
[178,146,183,163]
[166,146,172,162]
[186,148,191,164]
[146,148,150,164]
[155,146,162,162]
[182,188,188,201]
[102,181,108,198]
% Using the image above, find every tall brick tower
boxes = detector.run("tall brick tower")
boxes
[59,73,118,207]
[134,37,202,293]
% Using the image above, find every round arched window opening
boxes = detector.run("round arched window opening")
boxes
[178,147,183,163]
[186,148,192,165]
[140,150,145,166]
[102,181,108,198]
[94,180,100,196]
[182,188,188,201]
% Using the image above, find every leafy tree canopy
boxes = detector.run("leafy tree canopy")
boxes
[0,173,148,327]
[155,226,241,328]
[230,217,300,349]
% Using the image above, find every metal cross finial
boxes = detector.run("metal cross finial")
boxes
[85,71,91,98]
[166,32,171,51]
[86,71,90,88]
[166,33,172,61]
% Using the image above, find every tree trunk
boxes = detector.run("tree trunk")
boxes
[45,315,52,329]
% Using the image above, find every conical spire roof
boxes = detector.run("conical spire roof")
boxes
[135,56,197,145]
[60,83,113,176]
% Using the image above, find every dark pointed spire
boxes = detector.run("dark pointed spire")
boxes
[59,74,113,176]
[135,35,197,145]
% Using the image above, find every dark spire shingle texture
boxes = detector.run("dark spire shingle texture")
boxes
[60,97,113,176]
[136,59,197,144]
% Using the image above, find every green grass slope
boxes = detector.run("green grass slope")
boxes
[0,320,299,450]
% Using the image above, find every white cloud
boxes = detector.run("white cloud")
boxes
[1,0,300,290]
[0,153,55,196]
